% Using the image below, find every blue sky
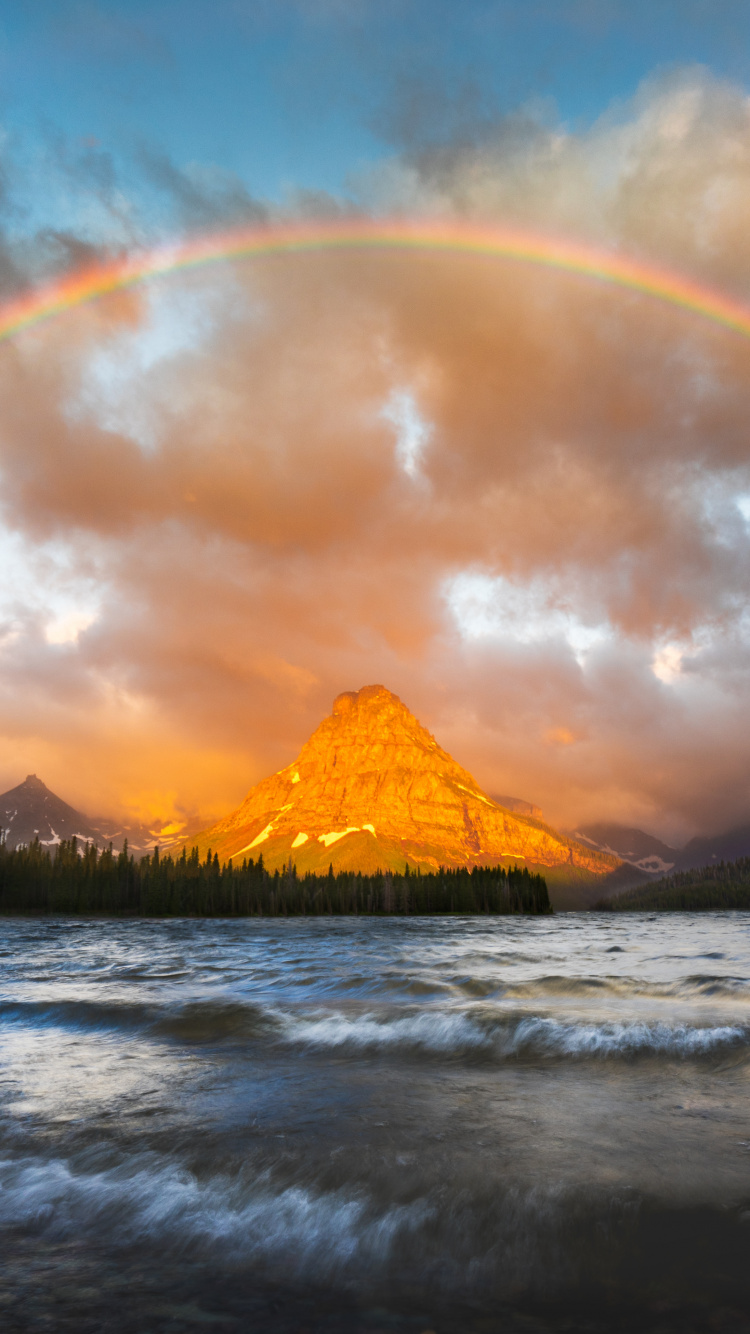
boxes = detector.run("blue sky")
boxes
[4,1,750,215]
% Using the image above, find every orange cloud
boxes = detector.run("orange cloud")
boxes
[545,728,577,747]
[2,68,750,843]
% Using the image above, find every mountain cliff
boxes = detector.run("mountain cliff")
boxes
[186,685,625,905]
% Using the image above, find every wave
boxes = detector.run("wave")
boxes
[500,973,750,1001]
[0,998,158,1033]
[1,996,747,1064]
[1,1150,749,1308]
[280,1008,491,1054]
[501,975,627,998]
[0,998,277,1044]
[280,1008,748,1061]
[682,973,750,997]
[0,1152,431,1279]
[502,1016,747,1058]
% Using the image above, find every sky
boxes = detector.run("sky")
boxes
[2,1,750,843]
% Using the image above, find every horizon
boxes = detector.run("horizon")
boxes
[2,2,750,847]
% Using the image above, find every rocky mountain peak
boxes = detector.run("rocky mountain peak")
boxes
[332,684,394,713]
[186,685,624,900]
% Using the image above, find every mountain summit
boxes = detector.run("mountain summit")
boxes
[0,774,197,855]
[188,685,623,901]
[0,774,103,850]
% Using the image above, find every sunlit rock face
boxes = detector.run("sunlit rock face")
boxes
[187,685,622,897]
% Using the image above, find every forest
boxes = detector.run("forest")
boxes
[599,856,750,911]
[0,838,552,917]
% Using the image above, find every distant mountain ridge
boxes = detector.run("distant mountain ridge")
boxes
[677,823,750,870]
[573,820,750,874]
[600,856,750,912]
[0,774,199,856]
[0,775,103,850]
[572,823,678,874]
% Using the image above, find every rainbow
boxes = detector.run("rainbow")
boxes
[2,218,750,345]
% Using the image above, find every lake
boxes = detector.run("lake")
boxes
[0,913,748,1332]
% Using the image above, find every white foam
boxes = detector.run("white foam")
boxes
[0,1154,430,1274]
[282,1009,489,1052]
[506,1017,746,1058]
[279,1009,747,1060]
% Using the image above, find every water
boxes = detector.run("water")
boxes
[1,913,749,1332]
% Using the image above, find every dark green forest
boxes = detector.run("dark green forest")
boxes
[599,856,750,911]
[0,838,552,917]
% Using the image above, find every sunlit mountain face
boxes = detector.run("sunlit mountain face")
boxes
[186,685,628,908]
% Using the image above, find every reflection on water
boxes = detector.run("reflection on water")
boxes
[1,913,749,1331]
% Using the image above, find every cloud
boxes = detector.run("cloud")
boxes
[444,572,610,661]
[2,67,750,842]
[380,387,432,480]
[136,147,267,231]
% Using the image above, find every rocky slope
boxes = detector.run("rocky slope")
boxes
[572,823,678,875]
[0,775,103,850]
[0,774,199,855]
[491,794,544,819]
[186,685,626,905]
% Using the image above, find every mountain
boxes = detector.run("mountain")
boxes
[574,820,750,875]
[0,775,103,850]
[602,857,750,913]
[676,823,750,870]
[491,794,544,819]
[186,684,628,908]
[572,823,678,875]
[0,774,200,855]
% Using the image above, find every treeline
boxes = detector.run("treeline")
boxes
[598,856,750,912]
[0,838,552,917]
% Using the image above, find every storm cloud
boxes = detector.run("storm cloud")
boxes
[2,67,750,842]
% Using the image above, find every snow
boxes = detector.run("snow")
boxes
[363,824,376,834]
[291,773,301,784]
[292,832,308,848]
[318,828,360,847]
[455,783,494,806]
[233,823,275,855]
[634,856,675,874]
